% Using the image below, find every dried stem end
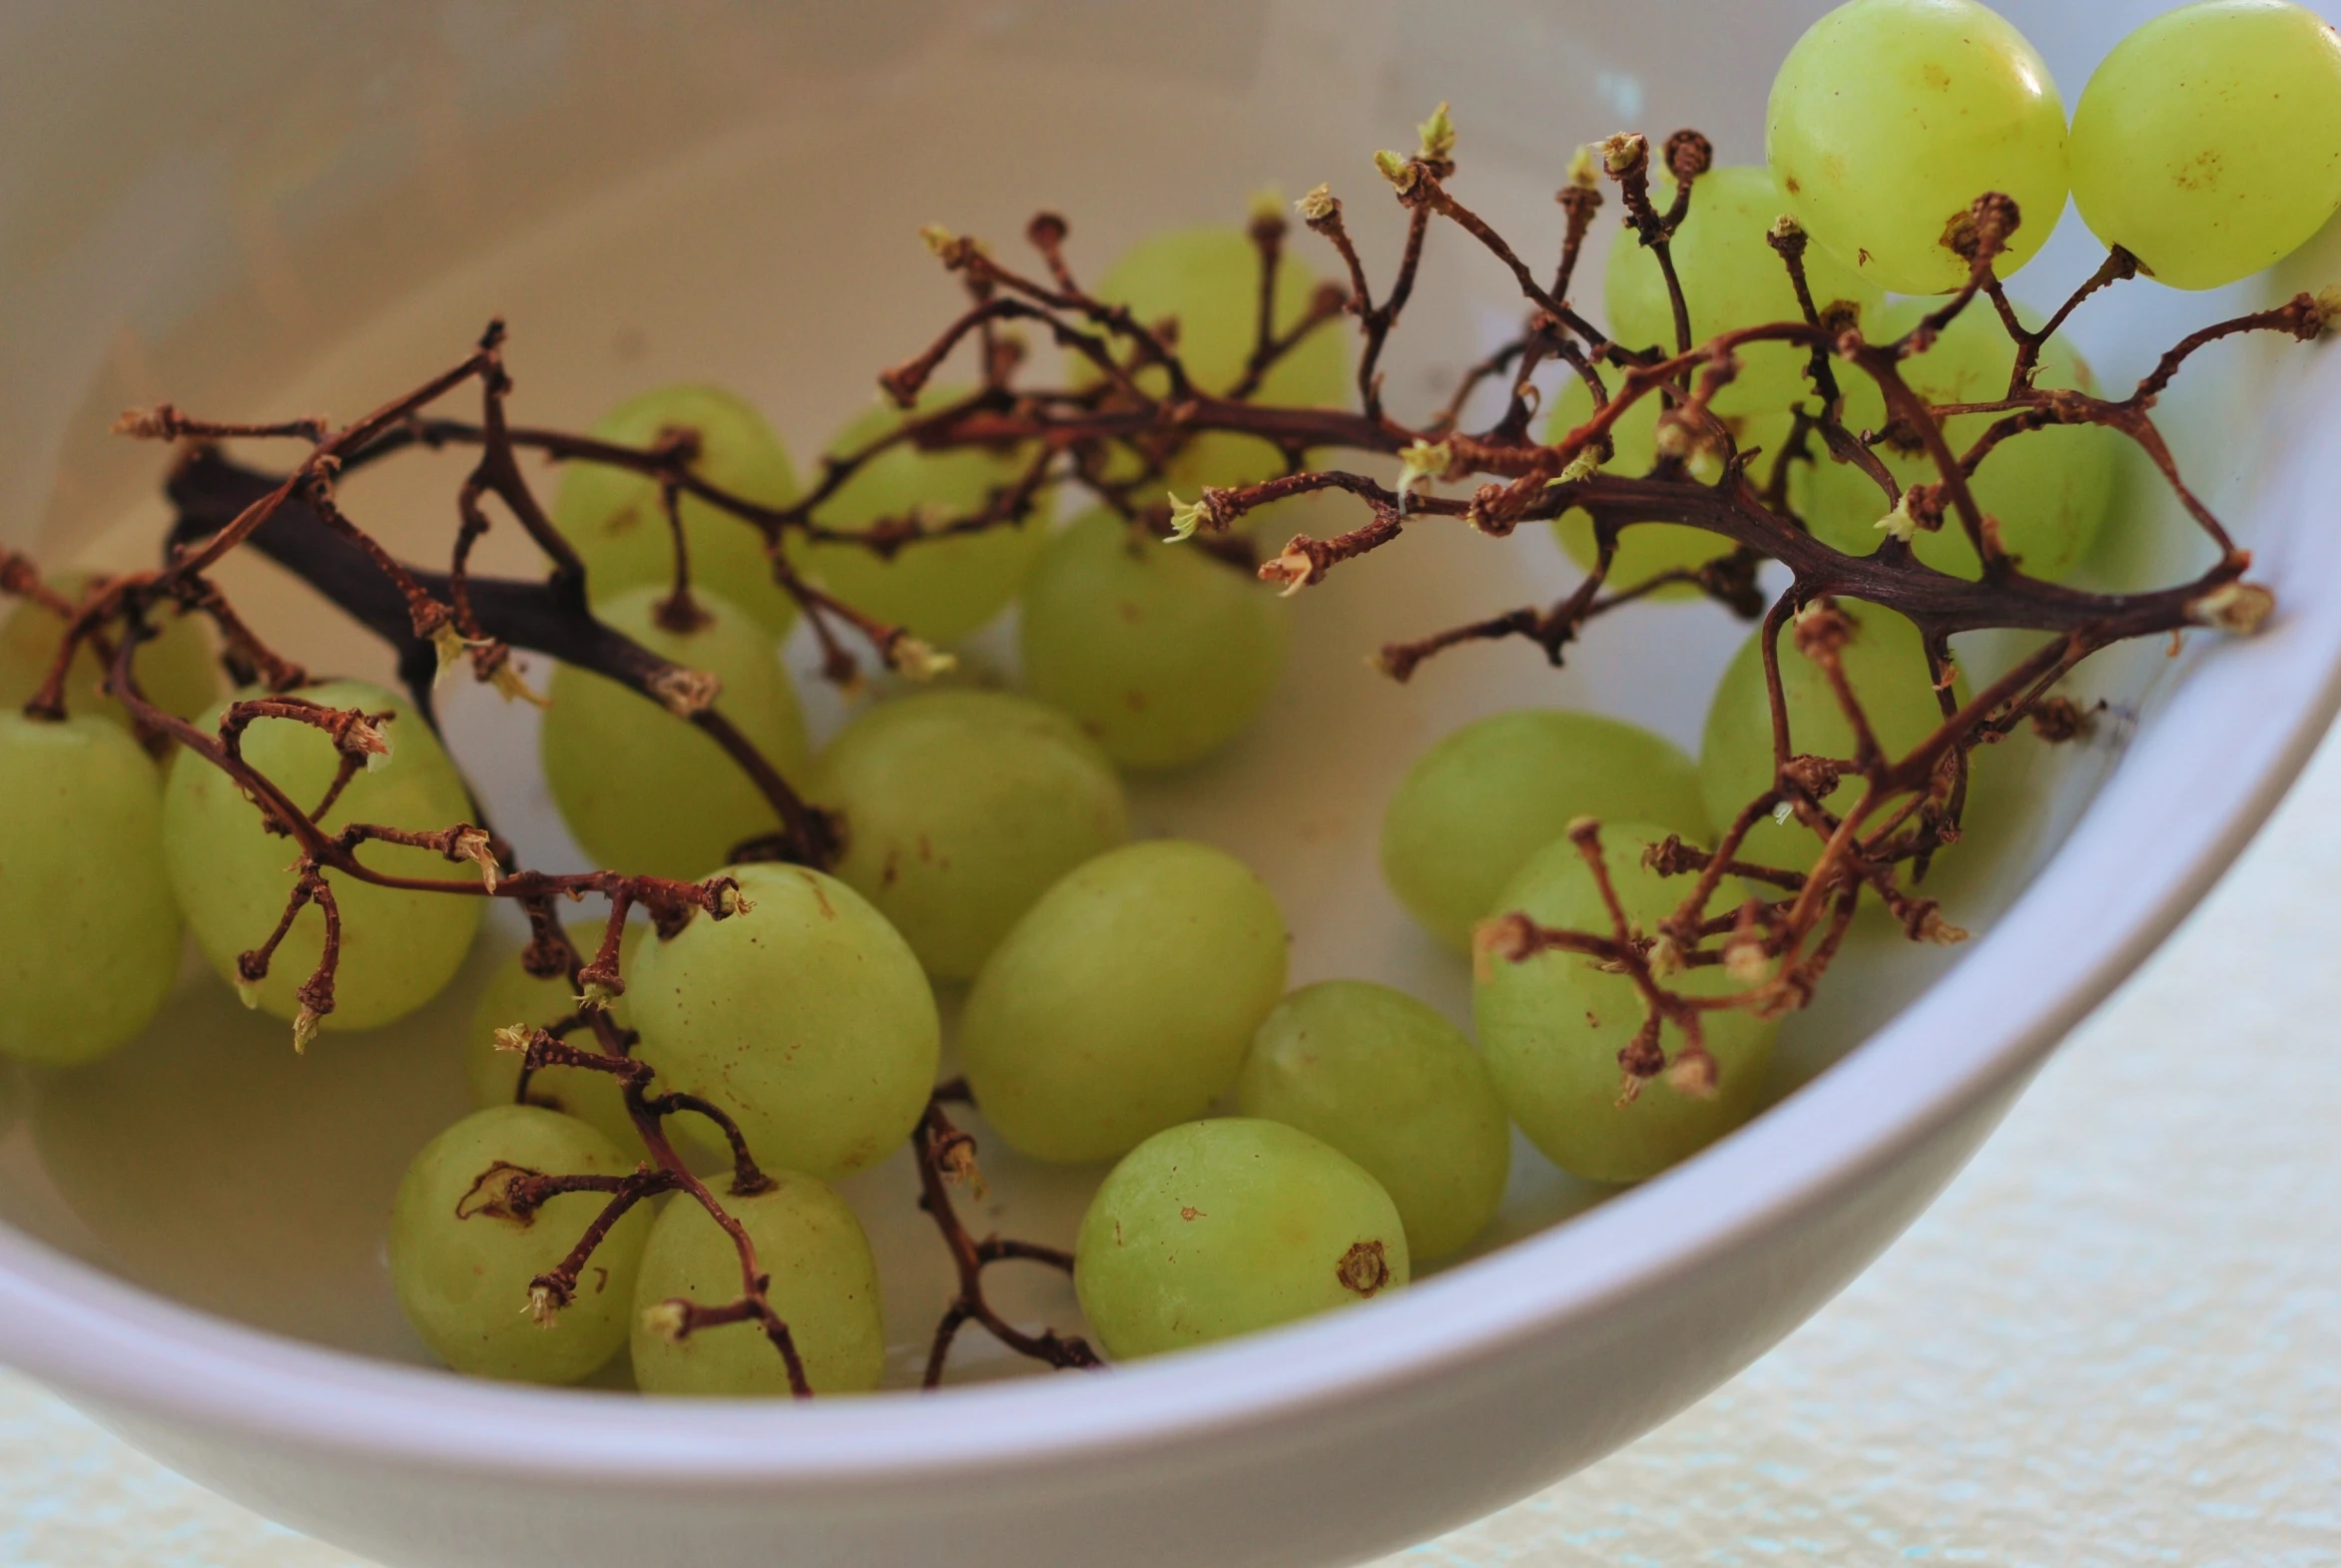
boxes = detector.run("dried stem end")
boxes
[888,636,956,682]
[643,1300,693,1344]
[2314,285,2341,338]
[1723,935,1772,987]
[2188,582,2274,635]
[1600,133,1648,181]
[451,826,500,891]
[1471,910,1539,984]
[646,666,722,718]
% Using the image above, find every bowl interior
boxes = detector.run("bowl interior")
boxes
[0,0,2314,1388]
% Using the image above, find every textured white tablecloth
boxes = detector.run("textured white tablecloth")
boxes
[8,720,2339,1567]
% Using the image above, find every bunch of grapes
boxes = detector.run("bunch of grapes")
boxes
[5,0,2337,1397]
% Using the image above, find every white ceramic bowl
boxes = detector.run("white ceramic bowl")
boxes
[4,4,2340,1565]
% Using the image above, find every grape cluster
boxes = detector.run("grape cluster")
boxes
[4,0,2336,1400]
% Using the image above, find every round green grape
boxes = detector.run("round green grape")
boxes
[814,690,1129,980]
[1083,225,1353,532]
[960,839,1289,1164]
[540,584,811,881]
[0,713,183,1066]
[1546,380,1794,602]
[1699,601,1973,874]
[1474,824,1777,1185]
[388,1105,651,1383]
[1795,299,2118,583]
[2069,1,2341,291]
[631,1173,885,1396]
[630,863,937,1181]
[788,387,1046,645]
[1382,709,1710,951]
[164,680,480,1031]
[1236,981,1508,1261]
[1075,1117,1408,1359]
[1606,164,1883,421]
[552,384,800,636]
[1018,510,1289,772]
[1768,0,2068,294]
[0,572,219,731]
[464,921,648,1156]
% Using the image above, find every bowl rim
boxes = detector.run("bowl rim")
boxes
[5,343,2339,1492]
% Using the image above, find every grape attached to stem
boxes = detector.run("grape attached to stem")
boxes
[1768,0,2068,293]
[2069,0,2341,291]
[1074,1118,1408,1359]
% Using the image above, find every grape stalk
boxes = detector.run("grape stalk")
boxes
[6,90,2331,1390]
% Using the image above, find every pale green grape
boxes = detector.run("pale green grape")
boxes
[164,680,481,1031]
[789,387,1045,644]
[1018,510,1289,772]
[388,1105,651,1383]
[0,713,182,1065]
[1606,164,1884,419]
[1236,981,1507,1261]
[1795,299,2119,582]
[630,863,937,1181]
[1546,380,1794,602]
[464,921,648,1156]
[1698,601,1973,874]
[814,691,1129,980]
[631,1173,884,1396]
[0,572,220,730]
[1474,823,1777,1185]
[1074,1117,1408,1359]
[960,839,1289,1164]
[1084,225,1353,532]
[540,585,811,881]
[553,384,801,636]
[2070,1,2341,290]
[1768,0,2068,293]
[1381,709,1710,951]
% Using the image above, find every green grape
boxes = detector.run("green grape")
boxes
[1606,164,1884,420]
[540,585,811,881]
[1084,225,1353,528]
[1546,380,1794,602]
[1018,510,1289,772]
[630,863,937,1181]
[815,691,1129,980]
[1074,1117,1408,1359]
[0,571,220,730]
[464,921,648,1156]
[1236,981,1508,1261]
[2069,1,2341,291]
[1795,299,2118,582]
[388,1105,651,1383]
[789,387,1046,645]
[1474,823,1778,1185]
[1381,709,1710,951]
[1699,601,1973,874]
[631,1173,884,1396]
[164,680,480,1031]
[552,384,801,636]
[1767,0,2068,294]
[960,839,1289,1164]
[0,713,183,1066]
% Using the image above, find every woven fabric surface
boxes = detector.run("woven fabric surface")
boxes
[6,725,2339,1567]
